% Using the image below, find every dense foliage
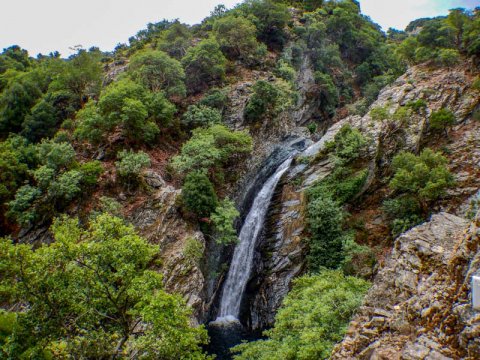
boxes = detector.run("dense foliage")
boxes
[0,214,210,358]
[232,270,370,360]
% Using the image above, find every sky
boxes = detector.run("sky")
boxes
[0,0,478,57]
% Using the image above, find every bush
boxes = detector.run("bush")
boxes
[182,171,218,218]
[383,195,423,237]
[115,150,151,189]
[183,237,205,265]
[199,88,228,112]
[211,198,239,244]
[213,15,266,65]
[232,270,370,360]
[0,214,210,358]
[430,108,456,136]
[390,148,454,206]
[128,49,186,98]
[182,38,227,93]
[171,124,252,176]
[325,124,368,166]
[182,105,222,128]
[306,195,348,271]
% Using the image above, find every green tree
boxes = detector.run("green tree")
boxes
[157,21,192,59]
[236,0,290,49]
[0,214,210,358]
[115,150,151,189]
[430,108,456,137]
[171,124,252,176]
[182,38,227,93]
[389,148,454,208]
[211,198,239,244]
[128,49,186,97]
[232,270,370,360]
[182,104,222,128]
[182,171,218,218]
[213,15,266,65]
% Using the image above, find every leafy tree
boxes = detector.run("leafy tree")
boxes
[213,15,266,65]
[314,72,339,117]
[211,198,239,244]
[157,21,192,59]
[389,148,454,208]
[20,98,60,142]
[48,48,103,106]
[115,150,151,189]
[182,38,227,93]
[182,105,222,128]
[436,48,460,67]
[128,49,186,97]
[236,0,290,49]
[0,214,210,358]
[429,108,456,137]
[244,79,294,123]
[306,195,350,271]
[232,270,370,360]
[171,124,252,176]
[199,87,229,112]
[182,171,218,218]
[325,124,367,166]
[75,79,175,145]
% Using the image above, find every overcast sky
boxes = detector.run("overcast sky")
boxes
[0,0,478,57]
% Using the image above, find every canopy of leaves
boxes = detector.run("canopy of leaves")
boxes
[171,124,252,176]
[182,38,227,93]
[232,270,370,360]
[128,49,186,97]
[182,171,219,218]
[0,214,210,358]
[390,148,454,204]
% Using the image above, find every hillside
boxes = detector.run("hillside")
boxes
[0,1,479,359]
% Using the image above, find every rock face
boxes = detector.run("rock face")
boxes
[242,62,480,334]
[129,185,207,323]
[331,213,480,359]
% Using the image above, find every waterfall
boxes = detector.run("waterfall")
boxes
[215,157,293,322]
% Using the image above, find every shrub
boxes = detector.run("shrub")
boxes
[183,237,205,265]
[306,195,347,271]
[213,15,266,65]
[128,49,186,98]
[182,38,227,93]
[0,214,210,358]
[182,105,222,128]
[211,198,239,244]
[390,148,454,206]
[199,88,228,112]
[171,124,252,176]
[383,195,423,237]
[181,171,218,218]
[232,270,370,360]
[115,150,151,189]
[325,124,368,166]
[430,108,456,136]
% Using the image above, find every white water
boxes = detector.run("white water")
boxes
[215,158,293,322]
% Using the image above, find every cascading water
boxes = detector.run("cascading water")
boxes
[214,157,293,322]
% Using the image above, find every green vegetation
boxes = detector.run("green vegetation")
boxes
[115,149,151,190]
[232,270,370,360]
[0,214,210,358]
[211,198,239,244]
[213,15,266,65]
[182,171,219,218]
[396,8,479,66]
[182,104,222,128]
[430,108,456,137]
[128,49,186,97]
[384,149,454,236]
[182,38,227,93]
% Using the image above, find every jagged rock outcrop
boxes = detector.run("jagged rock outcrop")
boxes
[331,212,480,359]
[245,62,480,331]
[129,184,207,323]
